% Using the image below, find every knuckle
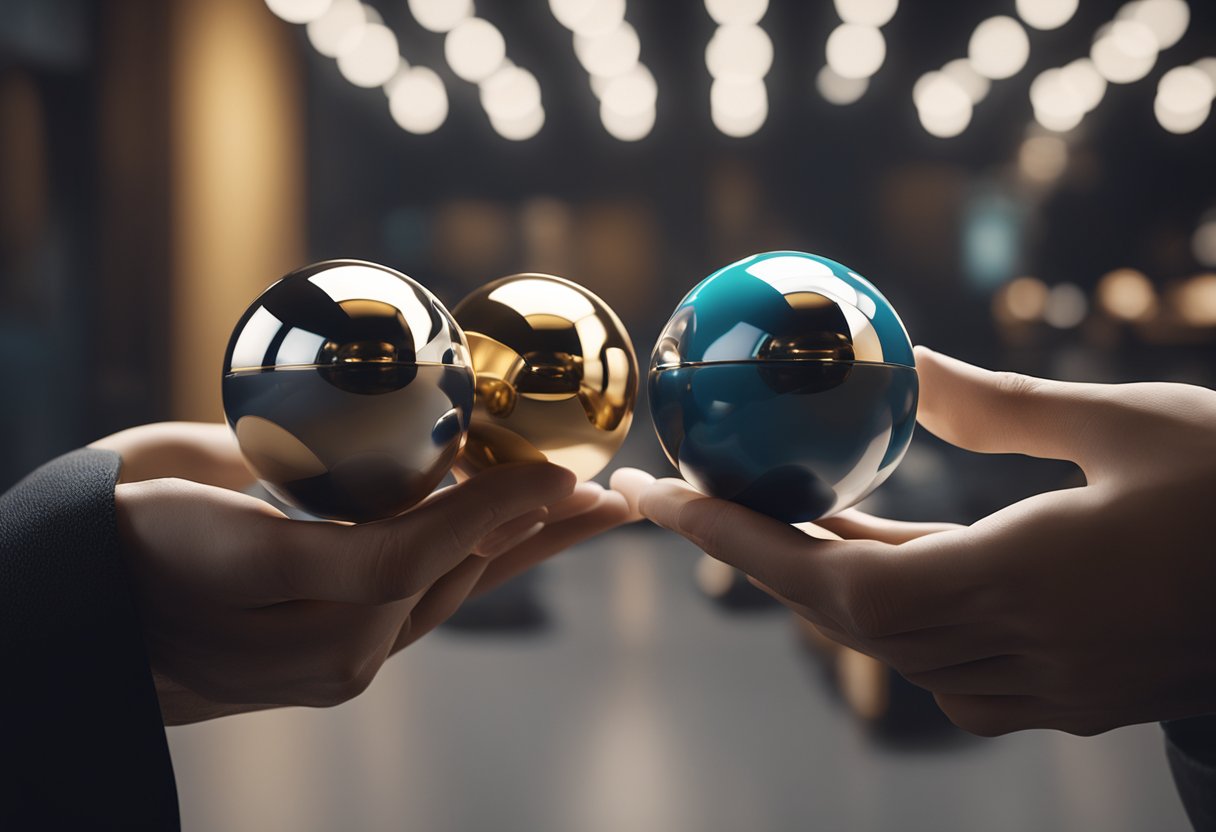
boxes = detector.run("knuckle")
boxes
[993,371,1039,400]
[318,654,379,705]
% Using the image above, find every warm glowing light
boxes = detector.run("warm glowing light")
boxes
[1044,283,1088,328]
[914,71,972,138]
[336,22,400,88]
[704,0,768,25]
[1060,58,1107,112]
[1018,134,1068,183]
[1157,66,1215,116]
[825,24,885,80]
[445,18,506,83]
[1195,58,1216,89]
[575,22,641,78]
[1002,276,1049,321]
[1097,268,1157,320]
[265,0,332,24]
[388,66,448,134]
[711,88,768,137]
[712,77,766,118]
[1091,20,1158,84]
[306,0,367,58]
[1154,96,1212,134]
[1174,274,1216,326]
[601,102,655,141]
[941,58,990,104]
[490,105,546,141]
[1194,213,1216,268]
[1030,68,1087,131]
[600,64,658,117]
[1119,0,1189,51]
[480,65,542,122]
[816,65,869,105]
[566,0,627,37]
[968,16,1030,80]
[706,24,774,81]
[833,0,898,28]
[407,0,473,33]
[1015,0,1077,31]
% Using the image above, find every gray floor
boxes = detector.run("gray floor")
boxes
[167,526,1192,832]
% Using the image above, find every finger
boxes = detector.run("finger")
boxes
[473,508,549,557]
[472,490,633,597]
[92,422,254,490]
[634,477,875,620]
[902,655,1039,697]
[391,556,489,652]
[816,508,964,544]
[543,483,608,524]
[271,462,576,604]
[608,467,658,522]
[933,693,1050,737]
[914,346,1116,473]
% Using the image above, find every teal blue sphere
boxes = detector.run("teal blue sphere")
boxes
[649,251,918,523]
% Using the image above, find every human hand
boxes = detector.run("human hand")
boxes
[92,423,633,724]
[613,347,1216,736]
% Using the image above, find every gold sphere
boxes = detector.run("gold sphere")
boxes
[452,273,638,481]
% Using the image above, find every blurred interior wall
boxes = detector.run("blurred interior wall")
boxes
[170,0,305,421]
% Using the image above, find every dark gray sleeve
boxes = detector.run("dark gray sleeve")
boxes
[0,448,179,830]
[1164,715,1216,831]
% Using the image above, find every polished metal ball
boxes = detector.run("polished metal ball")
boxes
[649,251,918,523]
[452,273,638,482]
[222,259,475,522]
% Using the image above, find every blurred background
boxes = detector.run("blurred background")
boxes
[2,0,1214,828]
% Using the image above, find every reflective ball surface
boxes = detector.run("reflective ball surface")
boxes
[452,273,638,481]
[222,260,474,522]
[649,251,918,523]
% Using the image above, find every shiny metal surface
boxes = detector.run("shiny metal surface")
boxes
[651,251,915,370]
[452,273,638,482]
[649,251,918,522]
[222,260,474,522]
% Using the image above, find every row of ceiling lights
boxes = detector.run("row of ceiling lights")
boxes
[269,0,1210,142]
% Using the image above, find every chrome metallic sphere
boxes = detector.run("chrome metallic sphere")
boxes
[649,251,918,523]
[452,273,638,481]
[222,259,475,522]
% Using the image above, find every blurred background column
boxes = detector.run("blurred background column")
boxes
[169,0,305,421]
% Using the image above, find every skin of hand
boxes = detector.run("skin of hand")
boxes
[91,422,634,724]
[612,346,1216,737]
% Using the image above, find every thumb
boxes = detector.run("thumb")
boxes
[914,346,1114,471]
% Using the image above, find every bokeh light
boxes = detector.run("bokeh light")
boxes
[1154,65,1215,134]
[574,22,641,78]
[1001,276,1049,321]
[816,65,869,105]
[704,0,769,26]
[1097,268,1157,320]
[601,103,657,141]
[1018,134,1069,183]
[914,71,972,138]
[445,18,507,83]
[1015,0,1077,31]
[825,24,886,80]
[941,58,990,104]
[480,65,543,122]
[490,105,546,141]
[336,22,399,88]
[1044,283,1088,328]
[1174,274,1216,326]
[833,0,898,28]
[968,16,1030,81]
[265,0,332,25]
[406,0,473,33]
[1119,0,1190,51]
[387,66,449,134]
[711,88,768,137]
[706,24,774,81]
[306,0,367,58]
[566,0,627,38]
[1193,211,1216,267]
[1091,20,1158,84]
[601,64,658,118]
